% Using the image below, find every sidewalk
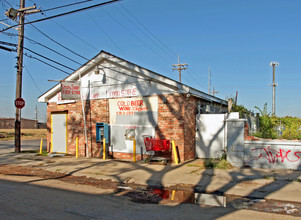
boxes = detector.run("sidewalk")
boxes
[0,151,300,204]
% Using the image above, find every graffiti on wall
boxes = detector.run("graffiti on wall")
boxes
[251,146,301,164]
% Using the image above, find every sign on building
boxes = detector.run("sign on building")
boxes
[60,82,80,100]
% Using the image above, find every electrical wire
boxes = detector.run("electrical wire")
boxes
[24,35,83,65]
[48,19,99,52]
[0,0,121,32]
[24,52,71,75]
[42,0,95,13]
[28,22,89,61]
[0,40,75,74]
[115,4,175,61]
[86,13,127,58]
[24,66,43,93]
[101,7,172,64]
[119,4,177,60]
[24,47,76,71]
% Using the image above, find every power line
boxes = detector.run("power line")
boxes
[101,7,171,64]
[24,52,71,75]
[24,46,76,71]
[116,4,209,93]
[0,40,76,71]
[0,0,122,32]
[49,19,99,52]
[24,66,42,93]
[28,22,89,61]
[1,31,82,65]
[86,12,127,58]
[24,35,83,65]
[118,3,176,60]
[42,0,94,13]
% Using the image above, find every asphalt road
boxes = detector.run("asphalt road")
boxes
[0,140,296,219]
[0,139,47,154]
[0,174,295,220]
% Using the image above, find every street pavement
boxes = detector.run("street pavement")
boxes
[0,139,301,204]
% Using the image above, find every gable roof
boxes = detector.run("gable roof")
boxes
[38,50,227,105]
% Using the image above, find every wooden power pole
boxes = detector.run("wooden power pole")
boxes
[5,0,40,153]
[172,55,188,83]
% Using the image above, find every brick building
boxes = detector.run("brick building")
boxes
[38,51,227,162]
[0,118,39,129]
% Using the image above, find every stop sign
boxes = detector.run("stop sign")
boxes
[15,97,25,109]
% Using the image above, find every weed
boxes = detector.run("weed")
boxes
[214,159,234,169]
[37,150,48,156]
[187,159,233,170]
[264,175,277,180]
[186,164,202,167]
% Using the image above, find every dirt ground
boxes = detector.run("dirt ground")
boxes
[0,164,119,189]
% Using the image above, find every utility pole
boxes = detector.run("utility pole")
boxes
[211,86,219,96]
[35,105,38,128]
[5,1,40,153]
[270,61,279,116]
[172,55,188,83]
[207,65,219,96]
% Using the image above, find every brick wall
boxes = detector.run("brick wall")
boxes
[47,94,200,161]
[0,118,38,129]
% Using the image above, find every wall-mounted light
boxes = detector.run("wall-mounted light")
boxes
[94,66,100,74]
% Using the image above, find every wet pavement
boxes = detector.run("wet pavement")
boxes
[118,186,301,217]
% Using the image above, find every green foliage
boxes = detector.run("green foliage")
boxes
[254,104,301,140]
[254,103,277,139]
[279,116,301,140]
[230,98,249,118]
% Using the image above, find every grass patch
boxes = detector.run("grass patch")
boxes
[187,159,234,170]
[37,150,48,156]
[263,175,277,180]
[0,129,46,140]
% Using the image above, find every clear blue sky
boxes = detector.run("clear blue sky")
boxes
[0,0,300,122]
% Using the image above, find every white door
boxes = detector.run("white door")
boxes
[51,113,67,153]
[195,114,226,158]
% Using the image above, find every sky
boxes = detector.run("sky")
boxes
[0,0,301,122]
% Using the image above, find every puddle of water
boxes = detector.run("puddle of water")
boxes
[120,187,301,216]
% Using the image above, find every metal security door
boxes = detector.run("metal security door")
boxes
[51,113,67,153]
[195,114,226,158]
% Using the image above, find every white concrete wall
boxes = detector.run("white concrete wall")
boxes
[244,140,301,170]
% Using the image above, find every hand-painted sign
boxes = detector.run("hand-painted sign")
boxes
[109,96,158,125]
[60,82,80,100]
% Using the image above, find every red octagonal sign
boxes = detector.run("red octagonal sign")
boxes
[15,97,25,109]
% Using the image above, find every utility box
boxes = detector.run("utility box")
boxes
[96,123,110,144]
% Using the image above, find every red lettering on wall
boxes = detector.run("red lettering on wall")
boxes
[251,146,301,163]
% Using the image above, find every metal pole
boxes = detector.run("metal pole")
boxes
[272,64,276,115]
[270,61,279,116]
[15,0,25,153]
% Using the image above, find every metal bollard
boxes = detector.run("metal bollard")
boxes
[133,139,136,163]
[103,138,106,160]
[171,140,179,164]
[76,137,79,158]
[39,138,43,155]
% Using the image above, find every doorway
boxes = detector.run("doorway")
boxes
[51,112,67,153]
